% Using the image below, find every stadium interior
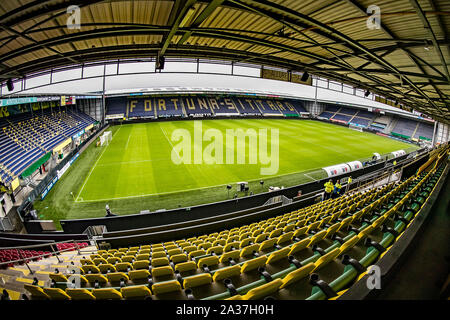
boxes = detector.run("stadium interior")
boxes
[0,0,449,304]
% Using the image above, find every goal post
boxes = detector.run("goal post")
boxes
[100,131,112,146]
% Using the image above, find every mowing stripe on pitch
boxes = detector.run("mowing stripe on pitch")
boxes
[75,126,122,202]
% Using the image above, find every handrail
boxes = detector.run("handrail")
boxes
[0,239,96,274]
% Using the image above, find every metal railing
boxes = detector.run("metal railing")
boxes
[0,239,98,275]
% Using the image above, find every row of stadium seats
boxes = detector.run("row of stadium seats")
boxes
[0,109,96,183]
[318,106,375,128]
[0,243,89,270]
[21,157,447,300]
[106,97,308,119]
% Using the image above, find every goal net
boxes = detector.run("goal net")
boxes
[100,131,112,146]
[349,124,363,132]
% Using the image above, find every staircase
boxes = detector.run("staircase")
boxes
[384,117,398,135]
[0,244,97,300]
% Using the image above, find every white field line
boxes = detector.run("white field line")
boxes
[75,126,122,201]
[75,165,327,203]
[125,133,131,150]
[303,173,317,181]
[159,124,182,162]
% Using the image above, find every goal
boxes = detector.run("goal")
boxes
[100,131,112,146]
[349,124,363,132]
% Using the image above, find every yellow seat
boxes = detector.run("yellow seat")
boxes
[183,245,197,253]
[288,238,311,256]
[136,253,150,261]
[152,257,170,267]
[93,258,108,266]
[129,269,150,281]
[66,288,96,300]
[121,255,135,263]
[23,284,49,300]
[277,231,294,244]
[121,285,152,300]
[258,238,277,251]
[307,220,321,233]
[49,272,69,283]
[43,288,71,300]
[241,256,267,273]
[183,273,212,289]
[337,217,352,232]
[254,233,269,243]
[170,253,188,264]
[312,248,341,272]
[280,263,315,289]
[266,247,290,264]
[239,237,255,248]
[151,251,166,259]
[212,265,241,282]
[167,249,183,256]
[206,246,223,255]
[223,242,240,252]
[295,219,307,228]
[242,279,283,300]
[80,259,95,266]
[106,272,129,283]
[115,262,133,272]
[174,261,197,273]
[325,222,341,238]
[84,273,108,284]
[219,250,240,264]
[197,255,220,268]
[98,263,116,273]
[309,230,328,246]
[269,228,283,238]
[81,264,100,274]
[293,226,308,238]
[133,260,150,270]
[49,272,88,285]
[339,235,360,255]
[240,244,260,257]
[92,288,122,300]
[107,257,122,265]
[358,225,374,239]
[152,266,174,277]
[152,280,182,295]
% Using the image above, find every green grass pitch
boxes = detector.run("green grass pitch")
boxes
[35,119,417,227]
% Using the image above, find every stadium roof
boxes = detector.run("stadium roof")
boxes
[0,0,449,123]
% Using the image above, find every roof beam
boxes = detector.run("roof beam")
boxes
[160,0,197,56]
[0,23,79,65]
[409,0,450,81]
[178,0,225,45]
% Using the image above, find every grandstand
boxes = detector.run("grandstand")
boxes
[0,108,96,184]
[0,147,448,301]
[0,0,449,306]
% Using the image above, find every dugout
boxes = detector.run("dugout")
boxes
[322,163,351,178]
[391,149,406,158]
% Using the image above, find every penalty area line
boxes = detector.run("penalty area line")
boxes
[75,126,122,202]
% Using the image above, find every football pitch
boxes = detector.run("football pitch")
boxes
[75,119,415,202]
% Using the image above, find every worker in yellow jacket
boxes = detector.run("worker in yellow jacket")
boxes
[332,180,342,199]
[324,179,334,200]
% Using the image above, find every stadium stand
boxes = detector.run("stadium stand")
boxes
[1,145,446,300]
[0,109,96,184]
[391,118,420,139]
[413,122,434,141]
